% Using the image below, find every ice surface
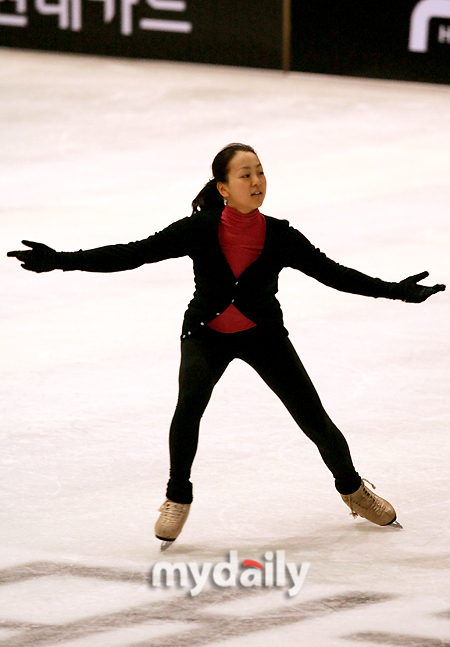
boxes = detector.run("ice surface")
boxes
[1,47,450,646]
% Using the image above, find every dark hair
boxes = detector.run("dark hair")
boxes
[191,143,257,214]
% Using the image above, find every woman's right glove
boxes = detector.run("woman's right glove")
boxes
[7,240,59,273]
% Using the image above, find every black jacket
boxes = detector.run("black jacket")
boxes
[57,210,393,337]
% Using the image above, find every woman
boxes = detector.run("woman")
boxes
[8,143,445,550]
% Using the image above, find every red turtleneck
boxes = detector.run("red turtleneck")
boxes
[207,204,266,333]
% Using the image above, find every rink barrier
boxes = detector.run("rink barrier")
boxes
[291,0,450,84]
[0,0,284,69]
[1,0,450,83]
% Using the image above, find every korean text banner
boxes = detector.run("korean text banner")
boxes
[0,0,283,70]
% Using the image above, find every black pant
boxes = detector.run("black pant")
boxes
[166,326,361,503]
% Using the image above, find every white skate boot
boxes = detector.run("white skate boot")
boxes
[155,499,191,550]
[341,479,401,527]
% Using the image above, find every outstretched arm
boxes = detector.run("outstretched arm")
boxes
[285,227,446,303]
[7,218,193,273]
[7,239,155,273]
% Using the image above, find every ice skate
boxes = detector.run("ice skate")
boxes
[341,479,401,527]
[155,499,191,550]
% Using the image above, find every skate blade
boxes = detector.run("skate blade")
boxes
[160,540,175,552]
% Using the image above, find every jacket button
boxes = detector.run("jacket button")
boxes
[235,281,239,285]
[216,313,220,316]
[188,331,191,335]
[200,322,205,326]
[231,299,235,303]
[182,334,186,339]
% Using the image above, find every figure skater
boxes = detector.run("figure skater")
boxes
[7,143,445,549]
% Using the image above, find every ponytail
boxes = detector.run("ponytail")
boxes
[191,178,224,214]
[191,142,257,215]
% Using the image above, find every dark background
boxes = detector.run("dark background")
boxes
[0,0,283,70]
[291,1,450,84]
[1,0,450,83]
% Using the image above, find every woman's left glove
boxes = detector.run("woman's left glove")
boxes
[392,271,446,303]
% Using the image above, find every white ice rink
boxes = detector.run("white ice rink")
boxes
[1,47,450,646]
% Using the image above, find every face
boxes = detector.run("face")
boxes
[217,150,267,214]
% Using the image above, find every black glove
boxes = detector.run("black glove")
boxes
[7,240,59,273]
[392,271,446,303]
